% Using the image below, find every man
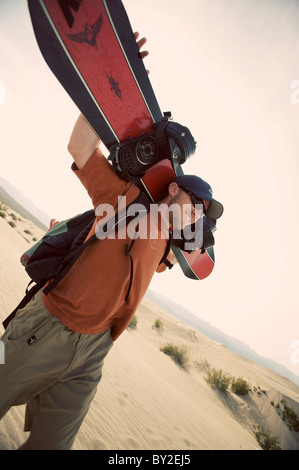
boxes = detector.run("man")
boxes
[0,35,223,450]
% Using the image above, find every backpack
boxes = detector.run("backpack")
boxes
[3,192,170,329]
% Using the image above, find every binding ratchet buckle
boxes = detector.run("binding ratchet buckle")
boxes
[108,113,197,182]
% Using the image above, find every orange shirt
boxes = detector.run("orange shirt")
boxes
[42,149,168,341]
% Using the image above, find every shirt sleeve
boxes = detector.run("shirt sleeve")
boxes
[72,148,140,211]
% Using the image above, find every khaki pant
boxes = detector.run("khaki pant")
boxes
[0,290,113,450]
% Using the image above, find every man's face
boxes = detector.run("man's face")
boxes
[169,185,206,229]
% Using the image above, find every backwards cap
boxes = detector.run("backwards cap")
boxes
[174,175,224,219]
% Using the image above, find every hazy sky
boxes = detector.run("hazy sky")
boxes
[0,0,298,377]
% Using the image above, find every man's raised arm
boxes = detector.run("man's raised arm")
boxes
[67,113,101,170]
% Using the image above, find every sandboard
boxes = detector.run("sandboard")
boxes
[27,0,215,280]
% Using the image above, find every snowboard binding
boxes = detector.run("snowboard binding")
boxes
[108,113,196,182]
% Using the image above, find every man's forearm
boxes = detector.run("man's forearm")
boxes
[68,113,102,169]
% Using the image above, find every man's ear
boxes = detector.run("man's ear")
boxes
[168,182,179,197]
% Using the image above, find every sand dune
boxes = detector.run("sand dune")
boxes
[0,204,298,450]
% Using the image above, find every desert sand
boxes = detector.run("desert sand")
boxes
[0,203,298,451]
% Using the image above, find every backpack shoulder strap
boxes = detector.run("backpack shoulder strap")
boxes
[42,231,98,296]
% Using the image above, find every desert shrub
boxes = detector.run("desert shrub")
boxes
[160,343,188,368]
[24,229,33,235]
[253,386,267,396]
[253,425,281,450]
[0,210,6,218]
[280,399,299,432]
[127,315,138,330]
[8,221,16,228]
[206,368,231,393]
[231,377,251,395]
[152,318,163,331]
[194,358,210,372]
[188,329,197,342]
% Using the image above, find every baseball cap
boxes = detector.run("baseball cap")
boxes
[174,175,224,219]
